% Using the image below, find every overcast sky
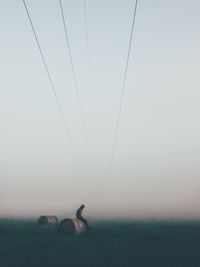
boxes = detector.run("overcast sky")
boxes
[0,0,200,219]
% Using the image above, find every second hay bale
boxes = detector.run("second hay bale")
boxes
[38,215,58,225]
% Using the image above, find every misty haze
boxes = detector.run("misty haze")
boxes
[0,0,200,221]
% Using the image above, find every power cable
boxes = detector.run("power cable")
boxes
[110,0,139,169]
[22,0,79,161]
[83,0,92,98]
[59,0,91,161]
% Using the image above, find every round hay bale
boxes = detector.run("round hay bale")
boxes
[58,218,86,235]
[38,215,58,225]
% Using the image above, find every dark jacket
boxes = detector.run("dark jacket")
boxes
[76,208,83,219]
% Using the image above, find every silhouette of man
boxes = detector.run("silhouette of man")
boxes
[76,204,92,231]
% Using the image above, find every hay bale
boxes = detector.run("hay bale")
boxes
[58,218,86,235]
[38,215,58,225]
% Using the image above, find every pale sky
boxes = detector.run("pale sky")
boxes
[0,0,200,219]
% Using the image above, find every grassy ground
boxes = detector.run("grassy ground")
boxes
[0,219,200,267]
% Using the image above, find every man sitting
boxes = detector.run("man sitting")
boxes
[76,204,92,231]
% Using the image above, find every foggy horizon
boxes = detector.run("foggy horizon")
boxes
[0,0,200,219]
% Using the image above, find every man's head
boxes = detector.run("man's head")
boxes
[80,204,85,209]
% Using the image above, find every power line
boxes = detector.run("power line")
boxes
[110,0,139,169]
[83,0,92,98]
[22,0,79,161]
[59,0,91,160]
[83,0,96,170]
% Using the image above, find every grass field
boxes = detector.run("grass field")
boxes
[0,219,200,267]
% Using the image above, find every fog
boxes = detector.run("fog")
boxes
[0,0,200,219]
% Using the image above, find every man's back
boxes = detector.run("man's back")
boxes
[76,207,83,219]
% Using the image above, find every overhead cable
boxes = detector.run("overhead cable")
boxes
[22,0,79,161]
[59,0,90,160]
[83,0,92,98]
[110,0,139,169]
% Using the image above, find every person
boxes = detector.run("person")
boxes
[76,204,92,231]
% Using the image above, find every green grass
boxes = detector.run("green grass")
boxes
[0,219,200,267]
